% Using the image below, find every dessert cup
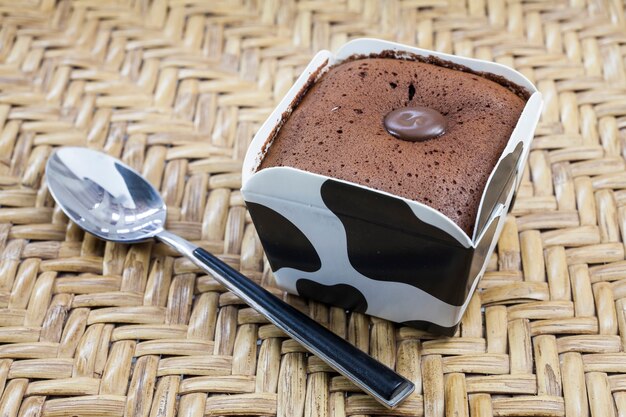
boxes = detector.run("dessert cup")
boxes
[242,38,542,335]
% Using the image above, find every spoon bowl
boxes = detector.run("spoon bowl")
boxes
[46,147,165,243]
[45,146,414,408]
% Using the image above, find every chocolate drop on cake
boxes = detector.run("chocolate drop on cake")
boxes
[259,57,526,235]
[384,106,447,141]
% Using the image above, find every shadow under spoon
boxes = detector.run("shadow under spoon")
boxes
[45,146,414,408]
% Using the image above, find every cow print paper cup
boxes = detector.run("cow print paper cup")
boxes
[242,38,542,336]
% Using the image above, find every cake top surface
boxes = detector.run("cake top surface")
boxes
[259,57,527,235]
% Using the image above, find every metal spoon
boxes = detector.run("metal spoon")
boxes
[45,147,414,408]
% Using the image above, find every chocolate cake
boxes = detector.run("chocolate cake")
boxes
[258,57,527,234]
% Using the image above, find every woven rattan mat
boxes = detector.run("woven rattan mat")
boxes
[0,1,625,416]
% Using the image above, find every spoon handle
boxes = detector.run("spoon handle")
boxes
[156,230,414,408]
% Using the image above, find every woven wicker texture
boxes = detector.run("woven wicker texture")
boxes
[0,0,625,416]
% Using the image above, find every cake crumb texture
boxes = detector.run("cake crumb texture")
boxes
[259,58,526,234]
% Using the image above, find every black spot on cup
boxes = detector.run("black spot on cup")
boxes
[246,202,321,273]
[296,279,368,313]
[401,320,459,337]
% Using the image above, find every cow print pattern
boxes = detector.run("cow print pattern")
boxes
[245,146,522,333]
[401,320,458,336]
[295,279,368,312]
[320,179,473,307]
[245,202,321,272]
